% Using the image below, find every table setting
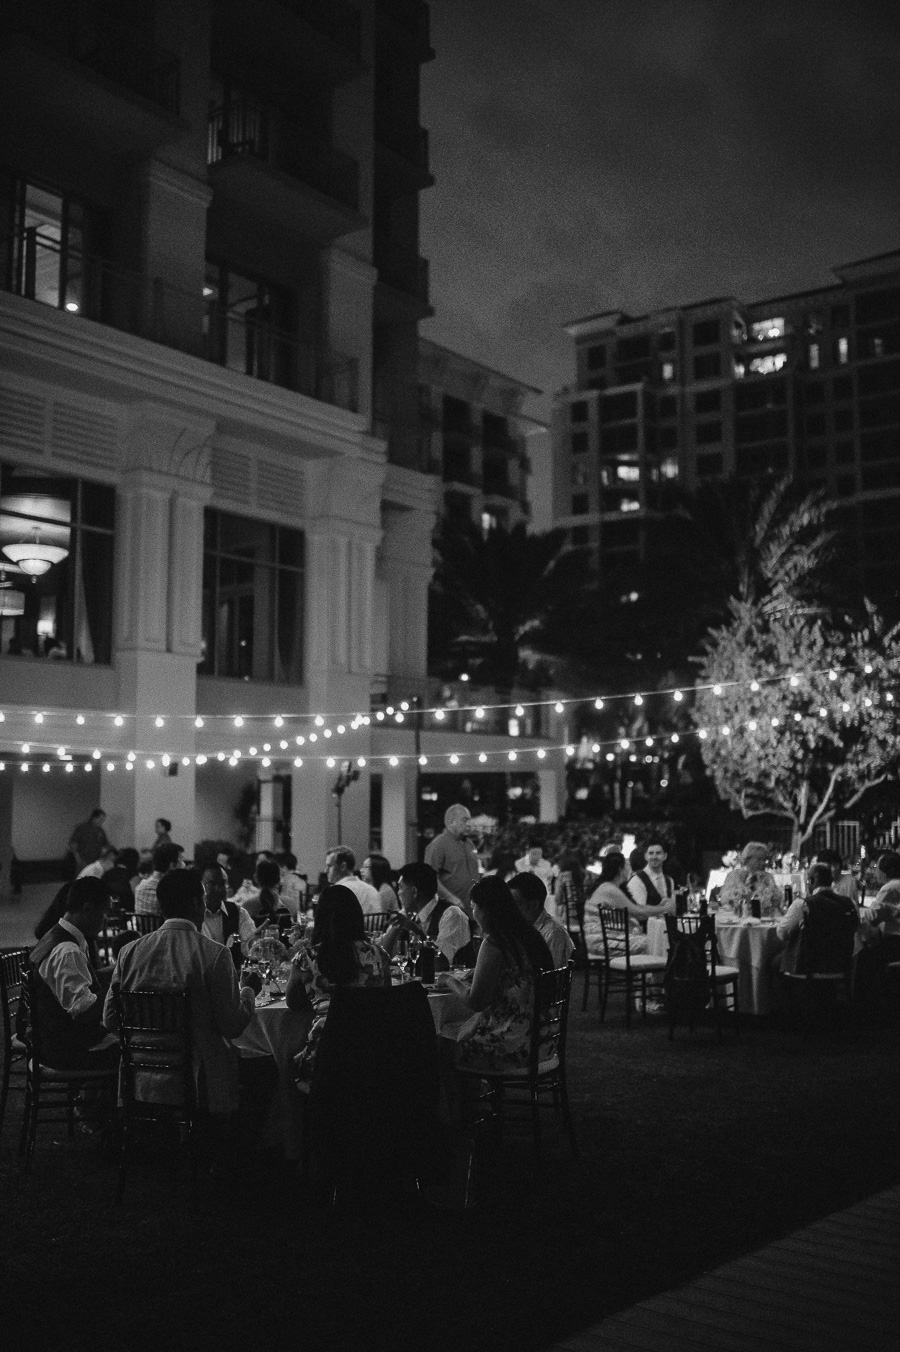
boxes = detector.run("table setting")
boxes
[647,913,783,1016]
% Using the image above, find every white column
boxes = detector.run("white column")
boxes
[538,767,565,824]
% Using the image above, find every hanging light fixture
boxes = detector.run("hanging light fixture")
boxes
[2,525,69,577]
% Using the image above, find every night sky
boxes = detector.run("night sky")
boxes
[420,1,900,420]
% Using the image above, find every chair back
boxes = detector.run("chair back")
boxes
[18,967,42,1062]
[557,872,585,932]
[113,989,194,1112]
[796,894,858,975]
[1,947,29,1053]
[132,913,164,936]
[306,981,441,1183]
[598,906,630,963]
[532,965,573,1070]
[362,911,394,935]
[663,914,713,1017]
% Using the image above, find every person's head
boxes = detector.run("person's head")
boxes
[152,840,184,875]
[155,817,172,837]
[157,868,204,926]
[807,863,833,893]
[508,870,548,924]
[628,847,645,874]
[64,876,110,939]
[526,837,543,865]
[255,859,281,892]
[468,875,552,974]
[215,849,232,871]
[599,851,628,886]
[444,804,471,838]
[557,850,585,883]
[741,842,768,872]
[89,808,106,825]
[114,847,140,879]
[813,848,843,882]
[201,863,229,912]
[877,851,900,882]
[276,851,297,877]
[487,849,516,881]
[361,853,393,891]
[324,845,356,883]
[312,884,366,985]
[398,861,438,913]
[643,839,667,872]
[97,845,117,872]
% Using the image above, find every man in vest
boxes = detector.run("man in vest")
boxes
[27,876,119,1070]
[380,861,471,968]
[626,838,675,911]
[200,862,257,968]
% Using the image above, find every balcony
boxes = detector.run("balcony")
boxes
[213,0,363,88]
[482,470,516,500]
[207,100,364,244]
[442,450,476,487]
[2,228,359,413]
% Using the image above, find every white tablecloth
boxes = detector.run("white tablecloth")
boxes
[647,916,783,1016]
[233,999,312,1159]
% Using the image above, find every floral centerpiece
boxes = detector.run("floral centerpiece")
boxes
[248,934,289,995]
[716,867,783,918]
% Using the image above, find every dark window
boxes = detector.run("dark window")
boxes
[805,413,827,437]
[835,441,855,464]
[862,462,900,491]
[657,329,676,352]
[831,305,851,329]
[735,379,787,412]
[836,473,856,496]
[616,335,651,363]
[602,519,640,546]
[571,494,589,515]
[855,289,900,327]
[600,391,638,423]
[0,463,114,664]
[696,452,723,476]
[859,395,900,429]
[693,352,722,380]
[602,423,638,453]
[735,444,789,474]
[571,431,589,455]
[695,421,722,445]
[570,400,589,423]
[861,432,900,461]
[806,445,828,469]
[834,407,854,433]
[658,425,678,450]
[442,395,471,434]
[482,411,509,448]
[586,345,606,371]
[858,361,900,397]
[571,526,590,546]
[736,410,789,444]
[693,319,720,346]
[657,395,678,419]
[200,510,305,683]
[204,261,296,390]
[833,374,855,400]
[694,390,722,414]
[804,381,825,405]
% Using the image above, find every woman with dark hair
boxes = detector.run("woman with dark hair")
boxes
[286,884,389,1088]
[435,874,553,1072]
[583,851,674,956]
[360,853,399,912]
[253,858,286,927]
[105,847,140,912]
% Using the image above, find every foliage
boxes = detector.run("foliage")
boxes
[428,519,585,690]
[693,600,900,849]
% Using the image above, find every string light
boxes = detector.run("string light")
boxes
[555,701,565,714]
[515,704,525,717]
[154,717,164,728]
[450,754,460,764]
[195,717,204,728]
[419,755,428,765]
[314,716,324,727]
[114,715,124,726]
[673,690,683,702]
[478,753,487,763]
[76,714,85,725]
[34,712,44,724]
[389,756,399,767]
[633,695,643,707]
[357,757,366,768]
[274,716,284,728]
[508,751,517,761]
[594,698,604,710]
[294,757,303,768]
[233,716,244,728]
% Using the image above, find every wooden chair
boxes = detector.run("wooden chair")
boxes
[17,968,118,1173]
[781,901,857,1036]
[131,913,164,936]
[456,965,578,1164]
[112,988,198,1204]
[597,907,668,1028]
[663,914,740,1041]
[0,947,29,1136]
[361,910,395,936]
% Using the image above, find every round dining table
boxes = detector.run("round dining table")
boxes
[646,915,784,1016]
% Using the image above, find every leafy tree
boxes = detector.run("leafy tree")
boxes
[428,519,584,691]
[693,600,900,851]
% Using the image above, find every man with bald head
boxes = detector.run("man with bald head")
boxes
[424,803,480,915]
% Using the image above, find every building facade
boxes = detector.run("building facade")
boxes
[552,249,900,608]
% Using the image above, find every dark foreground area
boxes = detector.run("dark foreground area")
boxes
[3,1004,899,1352]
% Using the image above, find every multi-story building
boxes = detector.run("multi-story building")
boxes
[0,0,565,891]
[552,248,900,608]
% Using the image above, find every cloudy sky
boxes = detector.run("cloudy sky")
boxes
[420,0,900,419]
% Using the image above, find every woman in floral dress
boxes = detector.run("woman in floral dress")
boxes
[286,884,389,1089]
[436,875,553,1072]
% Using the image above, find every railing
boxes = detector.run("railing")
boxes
[372,678,551,739]
[482,473,515,499]
[280,0,362,58]
[2,229,358,413]
[208,101,360,212]
[4,6,180,115]
[374,241,429,302]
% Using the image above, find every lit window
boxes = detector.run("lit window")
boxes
[620,498,640,513]
[619,591,640,604]
[733,360,746,378]
[660,457,678,480]
[481,511,498,535]
[837,336,849,365]
[615,464,640,482]
[751,318,786,341]
[808,343,820,370]
[872,337,885,358]
[748,352,788,375]
[661,361,675,382]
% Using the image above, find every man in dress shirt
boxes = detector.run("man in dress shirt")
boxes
[200,863,256,966]
[381,862,472,968]
[514,839,557,900]
[626,839,675,909]
[77,845,117,881]
[27,877,119,1070]
[323,846,381,912]
[509,871,574,969]
[425,804,480,914]
[134,840,185,915]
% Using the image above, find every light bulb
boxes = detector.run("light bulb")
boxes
[419,755,428,766]
[233,716,244,728]
[435,710,445,721]
[294,757,303,768]
[633,695,643,707]
[34,712,44,724]
[21,743,30,755]
[750,681,760,692]
[84,763,92,772]
[673,690,683,702]
[713,684,723,696]
[594,698,604,710]
[114,715,124,726]
[537,748,546,759]
[76,714,85,725]
[315,715,324,727]
[195,717,204,729]
[515,704,525,717]
[357,757,366,768]
[274,716,284,728]
[478,753,487,763]
[389,756,399,767]
[106,762,115,772]
[555,701,564,714]
[450,754,460,764]
[154,716,164,728]
[261,757,271,768]
[508,751,517,761]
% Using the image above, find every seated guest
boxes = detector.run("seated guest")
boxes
[583,851,674,956]
[380,862,472,968]
[105,848,141,913]
[360,852,400,912]
[813,848,859,905]
[251,858,289,928]
[435,875,553,1072]
[34,881,76,941]
[104,869,265,1125]
[775,862,859,974]
[861,851,900,962]
[286,884,389,1089]
[555,851,588,932]
[134,840,184,916]
[323,845,381,913]
[276,850,307,918]
[509,870,574,969]
[514,838,557,897]
[201,862,256,965]
[717,841,783,916]
[485,849,517,882]
[26,877,119,1070]
[77,844,117,881]
[626,838,675,909]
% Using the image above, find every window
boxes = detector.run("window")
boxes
[571,494,589,515]
[837,336,850,365]
[805,413,826,438]
[4,177,104,316]
[692,319,720,347]
[661,361,676,383]
[694,390,722,414]
[657,328,676,352]
[808,343,820,370]
[805,381,825,404]
[571,431,589,455]
[200,510,304,683]
[658,425,678,450]
[204,261,296,388]
[600,391,638,422]
[831,305,850,329]
[616,335,651,363]
[751,317,786,341]
[696,452,723,477]
[570,526,589,547]
[695,421,722,445]
[833,374,854,400]
[0,463,114,664]
[834,407,854,433]
[693,352,722,380]
[615,463,640,482]
[570,400,589,423]
[806,445,828,469]
[836,474,856,496]
[586,345,606,371]
[571,462,588,487]
[657,395,677,419]
[602,423,638,453]
[835,441,855,464]
[748,352,788,375]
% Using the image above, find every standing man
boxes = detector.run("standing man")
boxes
[67,808,111,875]
[425,804,480,915]
[626,838,675,909]
[323,846,381,912]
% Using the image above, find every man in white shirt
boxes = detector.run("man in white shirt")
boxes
[509,871,574,969]
[324,845,381,913]
[380,862,472,968]
[514,839,557,901]
[77,845,117,881]
[200,863,256,965]
[627,839,675,909]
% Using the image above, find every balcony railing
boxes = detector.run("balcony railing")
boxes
[2,228,358,413]
[279,0,362,58]
[208,100,360,212]
[4,6,180,115]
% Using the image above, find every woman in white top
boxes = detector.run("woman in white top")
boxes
[360,853,400,913]
[583,851,675,955]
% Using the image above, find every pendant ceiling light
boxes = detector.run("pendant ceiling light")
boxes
[2,526,69,577]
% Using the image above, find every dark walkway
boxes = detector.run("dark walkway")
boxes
[546,1185,900,1351]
